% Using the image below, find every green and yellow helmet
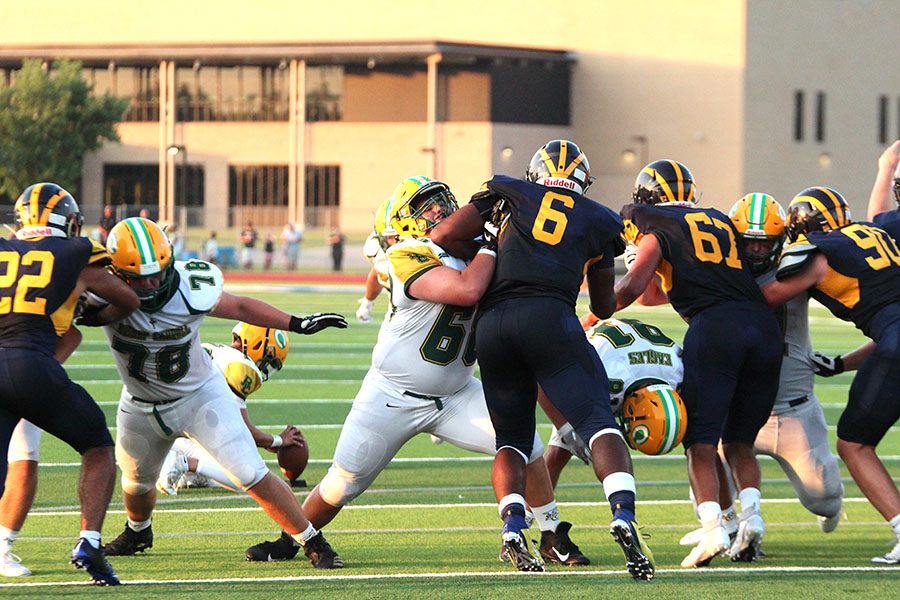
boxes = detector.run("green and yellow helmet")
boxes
[632,160,697,205]
[373,197,399,249]
[387,176,457,238]
[728,193,787,274]
[107,217,175,311]
[786,186,851,242]
[232,322,289,380]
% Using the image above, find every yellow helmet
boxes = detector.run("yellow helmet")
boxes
[107,217,175,311]
[620,383,687,455]
[232,322,289,380]
[373,197,399,249]
[388,176,457,238]
[728,193,787,275]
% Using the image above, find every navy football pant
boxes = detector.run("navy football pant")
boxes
[476,297,618,458]
[680,301,782,448]
[0,348,113,496]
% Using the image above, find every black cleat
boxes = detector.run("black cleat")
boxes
[245,530,300,562]
[502,530,544,572]
[302,531,344,569]
[610,519,655,581]
[72,538,121,586]
[539,521,590,566]
[102,524,153,556]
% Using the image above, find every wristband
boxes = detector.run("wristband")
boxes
[477,247,497,258]
[269,434,283,449]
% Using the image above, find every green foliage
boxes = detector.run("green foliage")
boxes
[0,59,129,200]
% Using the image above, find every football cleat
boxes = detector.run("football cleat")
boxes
[156,450,188,496]
[0,549,31,577]
[730,514,765,562]
[245,530,300,562]
[539,521,590,566]
[610,519,655,580]
[681,526,730,568]
[71,538,120,586]
[302,532,344,569]
[501,530,544,572]
[818,510,843,534]
[871,534,900,565]
[102,524,153,556]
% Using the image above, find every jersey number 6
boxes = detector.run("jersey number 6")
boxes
[531,192,573,246]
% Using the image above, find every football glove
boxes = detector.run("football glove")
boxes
[355,298,375,324]
[289,312,348,335]
[622,242,639,271]
[810,352,844,377]
[557,422,592,465]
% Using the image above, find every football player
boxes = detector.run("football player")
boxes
[761,187,900,565]
[432,141,655,580]
[678,194,845,558]
[156,322,301,495]
[542,317,684,487]
[865,139,900,239]
[249,176,589,569]
[95,217,347,569]
[615,161,783,567]
[355,199,398,325]
[0,183,140,585]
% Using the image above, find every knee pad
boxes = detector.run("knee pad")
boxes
[234,463,269,491]
[527,432,544,463]
[318,464,367,508]
[8,421,41,462]
[120,474,155,496]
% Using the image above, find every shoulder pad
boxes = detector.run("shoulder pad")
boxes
[207,344,262,399]
[87,238,112,267]
[176,260,224,313]
[388,240,442,285]
[363,232,382,260]
[776,242,819,281]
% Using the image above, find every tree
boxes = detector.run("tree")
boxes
[0,59,129,201]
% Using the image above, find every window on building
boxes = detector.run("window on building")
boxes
[306,66,344,122]
[793,90,804,142]
[179,64,289,122]
[228,165,289,226]
[815,91,826,142]
[879,95,889,144]
[86,65,159,122]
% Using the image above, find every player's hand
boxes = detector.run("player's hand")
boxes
[356,298,375,324]
[558,424,592,465]
[622,242,639,271]
[878,140,900,173]
[810,352,844,377]
[279,425,304,447]
[290,312,348,334]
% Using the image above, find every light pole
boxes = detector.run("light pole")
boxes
[167,145,187,226]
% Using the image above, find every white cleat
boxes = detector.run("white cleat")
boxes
[0,550,31,577]
[679,527,705,546]
[429,434,443,445]
[871,535,900,565]
[681,526,729,568]
[818,511,842,534]
[156,450,188,496]
[730,514,765,562]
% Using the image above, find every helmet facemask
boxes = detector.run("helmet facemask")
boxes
[740,234,783,275]
[407,186,457,235]
[893,163,900,206]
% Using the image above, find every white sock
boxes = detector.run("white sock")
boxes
[291,523,317,546]
[697,501,722,532]
[531,501,561,533]
[0,526,17,544]
[722,505,738,535]
[738,487,761,518]
[127,518,152,533]
[889,513,900,537]
[497,494,527,518]
[601,472,636,498]
[80,530,102,549]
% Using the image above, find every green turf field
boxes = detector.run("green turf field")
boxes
[1,285,898,598]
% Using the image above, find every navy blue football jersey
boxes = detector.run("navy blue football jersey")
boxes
[873,210,900,241]
[777,223,900,337]
[480,175,624,308]
[0,236,107,354]
[622,203,765,319]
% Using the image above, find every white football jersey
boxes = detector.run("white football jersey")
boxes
[371,237,475,396]
[363,232,391,291]
[104,260,224,399]
[203,342,263,407]
[587,318,684,412]
[756,270,815,415]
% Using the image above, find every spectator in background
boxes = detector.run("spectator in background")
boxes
[168,224,185,261]
[281,222,303,270]
[263,234,275,270]
[328,230,345,272]
[98,205,117,245]
[138,208,150,220]
[240,222,258,270]
[204,230,219,265]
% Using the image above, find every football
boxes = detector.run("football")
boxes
[277,433,309,481]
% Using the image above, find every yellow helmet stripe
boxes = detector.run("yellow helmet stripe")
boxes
[557,141,567,174]
[669,160,685,201]
[38,189,66,227]
[562,152,586,179]
[27,183,44,225]
[651,168,676,202]
[539,148,561,177]
[818,186,845,225]
[798,193,839,230]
